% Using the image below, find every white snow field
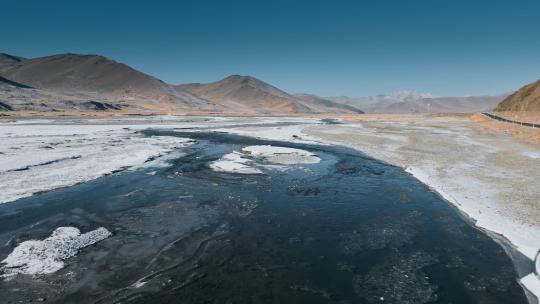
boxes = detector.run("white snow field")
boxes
[1,226,112,276]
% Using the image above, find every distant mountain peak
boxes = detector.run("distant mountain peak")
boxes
[46,53,118,65]
[222,74,265,85]
[387,90,435,102]
[225,74,247,79]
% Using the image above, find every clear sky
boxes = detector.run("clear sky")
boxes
[2,0,540,96]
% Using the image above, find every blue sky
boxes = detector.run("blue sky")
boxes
[2,0,539,96]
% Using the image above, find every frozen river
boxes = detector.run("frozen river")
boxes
[0,130,529,303]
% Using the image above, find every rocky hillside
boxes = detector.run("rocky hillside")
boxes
[495,80,540,112]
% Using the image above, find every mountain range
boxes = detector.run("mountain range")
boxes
[0,53,361,114]
[328,90,507,114]
[0,52,530,115]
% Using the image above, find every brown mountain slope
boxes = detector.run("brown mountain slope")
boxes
[0,53,361,114]
[0,53,26,70]
[177,75,360,114]
[0,74,131,112]
[0,53,220,112]
[495,80,540,112]
[177,75,310,113]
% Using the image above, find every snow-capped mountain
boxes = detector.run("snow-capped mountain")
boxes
[386,90,435,102]
[328,90,506,114]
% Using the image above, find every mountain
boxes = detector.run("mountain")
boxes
[495,79,540,112]
[328,95,387,110]
[329,91,506,114]
[328,90,435,112]
[376,95,505,114]
[0,53,26,70]
[1,53,168,95]
[177,75,361,114]
[294,94,363,114]
[387,90,435,102]
[0,73,127,112]
[0,53,220,112]
[177,75,303,113]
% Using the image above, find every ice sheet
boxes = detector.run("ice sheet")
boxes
[0,125,194,203]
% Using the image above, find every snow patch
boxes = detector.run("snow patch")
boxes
[523,151,540,160]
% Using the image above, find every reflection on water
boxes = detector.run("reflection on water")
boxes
[0,131,529,304]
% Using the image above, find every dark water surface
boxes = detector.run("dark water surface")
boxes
[0,131,528,304]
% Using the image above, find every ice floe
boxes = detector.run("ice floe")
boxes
[242,145,321,165]
[209,145,320,174]
[1,226,112,277]
[520,252,540,300]
[210,152,262,174]
[521,274,540,300]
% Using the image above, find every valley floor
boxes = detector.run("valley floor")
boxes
[1,114,540,300]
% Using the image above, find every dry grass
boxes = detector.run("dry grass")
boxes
[470,113,540,145]
[494,111,540,123]
[341,113,422,122]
